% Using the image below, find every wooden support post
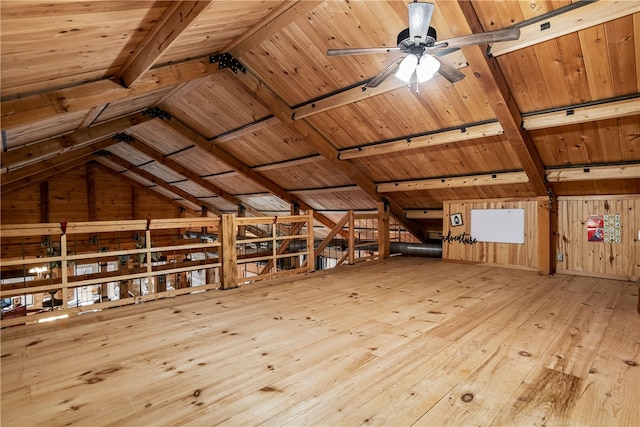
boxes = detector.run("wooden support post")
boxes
[377,202,390,259]
[60,233,68,309]
[220,214,238,290]
[290,203,300,269]
[145,229,153,293]
[307,210,315,272]
[348,210,355,265]
[237,206,246,238]
[537,196,556,276]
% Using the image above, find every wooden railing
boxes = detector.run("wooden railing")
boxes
[0,212,315,327]
[313,202,390,267]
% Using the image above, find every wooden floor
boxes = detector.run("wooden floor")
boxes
[2,257,639,426]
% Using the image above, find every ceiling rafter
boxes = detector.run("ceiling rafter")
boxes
[100,152,223,216]
[1,112,152,171]
[339,96,639,160]
[448,0,549,197]
[1,57,223,131]
[2,154,99,195]
[156,116,345,233]
[522,96,640,130]
[229,65,430,241]
[124,137,245,208]
[92,161,200,216]
[2,137,117,188]
[376,171,529,193]
[490,1,639,56]
[546,163,640,182]
[124,135,266,219]
[340,121,503,160]
[207,116,280,145]
[116,1,212,88]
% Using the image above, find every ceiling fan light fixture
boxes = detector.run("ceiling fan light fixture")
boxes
[416,54,440,82]
[395,54,419,82]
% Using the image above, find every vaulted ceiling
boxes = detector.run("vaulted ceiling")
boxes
[2,1,639,241]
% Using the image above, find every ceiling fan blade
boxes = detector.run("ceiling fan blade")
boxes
[433,56,465,84]
[327,47,402,56]
[367,57,404,88]
[408,2,435,45]
[428,27,521,51]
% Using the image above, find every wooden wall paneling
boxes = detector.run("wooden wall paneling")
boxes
[0,182,41,224]
[93,165,142,221]
[556,195,640,281]
[47,167,89,223]
[92,162,199,219]
[442,198,539,270]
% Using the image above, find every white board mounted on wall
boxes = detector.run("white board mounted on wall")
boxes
[470,208,525,244]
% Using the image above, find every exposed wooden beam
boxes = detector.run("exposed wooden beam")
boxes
[78,104,109,130]
[116,1,212,88]
[157,117,344,232]
[545,164,640,182]
[227,1,323,57]
[292,50,467,121]
[1,112,151,170]
[404,210,444,220]
[522,97,640,130]
[376,171,529,192]
[231,65,431,241]
[125,136,264,219]
[210,116,280,144]
[451,1,550,197]
[99,153,222,216]
[289,185,360,196]
[490,1,640,56]
[537,195,556,276]
[1,57,222,130]
[92,162,199,216]
[252,155,322,172]
[339,121,503,160]
[1,154,99,194]
[1,137,117,186]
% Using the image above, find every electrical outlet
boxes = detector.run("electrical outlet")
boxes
[557,253,563,262]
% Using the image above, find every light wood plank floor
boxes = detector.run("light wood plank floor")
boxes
[2,257,639,426]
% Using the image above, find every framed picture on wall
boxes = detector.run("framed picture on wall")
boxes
[450,213,463,227]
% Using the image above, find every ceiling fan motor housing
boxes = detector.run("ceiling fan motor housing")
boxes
[397,26,437,48]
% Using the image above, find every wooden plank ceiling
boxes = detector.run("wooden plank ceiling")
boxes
[1,0,639,240]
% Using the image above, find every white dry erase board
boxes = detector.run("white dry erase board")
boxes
[470,208,525,244]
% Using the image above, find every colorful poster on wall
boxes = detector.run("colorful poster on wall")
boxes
[587,214,621,243]
[587,215,604,242]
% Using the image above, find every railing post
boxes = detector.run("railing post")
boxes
[146,229,153,293]
[307,210,315,272]
[377,202,390,259]
[220,214,238,290]
[348,210,355,265]
[60,233,68,309]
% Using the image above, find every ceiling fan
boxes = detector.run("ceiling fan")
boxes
[327,1,520,88]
